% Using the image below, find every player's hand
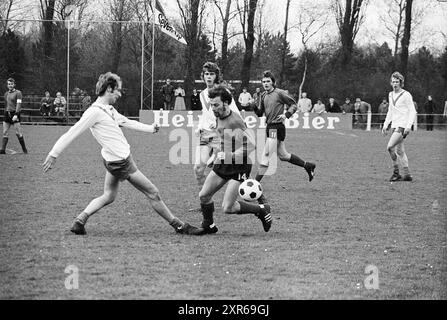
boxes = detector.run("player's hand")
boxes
[216,151,225,161]
[403,128,410,138]
[152,123,160,133]
[42,155,56,173]
[12,115,18,122]
[206,153,216,168]
[277,114,287,121]
[381,127,388,136]
[195,128,202,137]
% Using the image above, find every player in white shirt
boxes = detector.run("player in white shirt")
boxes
[382,71,417,182]
[42,72,201,235]
[193,62,241,186]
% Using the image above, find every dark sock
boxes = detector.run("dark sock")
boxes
[237,201,264,215]
[393,164,399,173]
[1,137,8,151]
[255,166,268,182]
[289,154,305,167]
[201,202,215,227]
[16,134,27,153]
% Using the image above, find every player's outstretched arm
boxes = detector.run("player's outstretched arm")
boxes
[42,154,56,172]
[120,119,160,133]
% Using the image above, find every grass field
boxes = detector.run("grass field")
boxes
[0,125,446,300]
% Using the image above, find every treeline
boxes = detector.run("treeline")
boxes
[1,24,446,116]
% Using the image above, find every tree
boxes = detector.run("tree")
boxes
[0,29,27,84]
[278,0,291,87]
[379,0,426,69]
[292,1,328,96]
[399,0,413,77]
[177,0,208,96]
[212,0,242,78]
[237,0,258,90]
[107,0,133,73]
[0,0,20,35]
[333,0,368,66]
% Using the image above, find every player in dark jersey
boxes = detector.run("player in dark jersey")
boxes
[250,70,315,204]
[1,78,28,154]
[194,85,272,235]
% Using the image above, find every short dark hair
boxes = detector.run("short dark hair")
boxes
[95,72,121,96]
[7,78,15,83]
[208,84,233,105]
[262,70,275,84]
[201,62,222,84]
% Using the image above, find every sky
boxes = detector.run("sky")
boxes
[7,0,447,56]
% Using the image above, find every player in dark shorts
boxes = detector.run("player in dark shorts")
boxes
[194,85,272,235]
[1,78,28,154]
[249,70,316,204]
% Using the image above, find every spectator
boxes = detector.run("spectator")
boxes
[190,88,201,110]
[40,91,53,116]
[424,95,436,131]
[341,97,354,114]
[326,97,341,113]
[81,90,92,114]
[311,98,327,114]
[161,79,175,110]
[252,87,262,104]
[54,91,67,117]
[378,97,389,128]
[354,97,371,127]
[297,91,312,113]
[238,87,252,110]
[174,84,186,110]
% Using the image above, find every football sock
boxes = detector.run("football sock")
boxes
[76,212,90,225]
[255,165,268,182]
[393,164,399,173]
[237,201,264,215]
[16,134,27,153]
[201,202,215,227]
[289,154,305,167]
[403,167,410,175]
[1,136,8,151]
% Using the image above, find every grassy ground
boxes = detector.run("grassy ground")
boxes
[0,125,446,299]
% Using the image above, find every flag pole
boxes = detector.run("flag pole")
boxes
[151,0,155,110]
[140,21,145,110]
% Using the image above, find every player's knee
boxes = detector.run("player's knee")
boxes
[387,145,394,153]
[278,153,290,161]
[194,163,205,176]
[103,192,117,205]
[199,191,211,204]
[147,188,161,201]
[222,202,235,214]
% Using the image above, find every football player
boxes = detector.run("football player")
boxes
[382,71,417,182]
[193,62,241,187]
[1,78,28,154]
[42,72,201,235]
[249,70,316,204]
[194,84,272,235]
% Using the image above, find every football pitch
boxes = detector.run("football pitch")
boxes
[0,125,446,299]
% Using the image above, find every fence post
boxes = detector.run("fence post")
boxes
[413,113,418,131]
[366,110,372,131]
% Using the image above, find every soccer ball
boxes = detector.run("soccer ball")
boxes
[239,179,263,201]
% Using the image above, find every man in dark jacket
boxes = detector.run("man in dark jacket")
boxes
[424,95,436,131]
